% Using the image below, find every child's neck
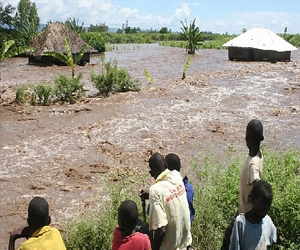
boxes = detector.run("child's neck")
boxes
[245,210,262,224]
[249,148,261,158]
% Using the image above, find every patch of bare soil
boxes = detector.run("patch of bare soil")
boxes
[0,44,299,248]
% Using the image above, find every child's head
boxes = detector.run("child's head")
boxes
[165,153,181,172]
[148,152,166,179]
[249,180,273,219]
[118,200,138,237]
[246,119,264,149]
[27,197,50,231]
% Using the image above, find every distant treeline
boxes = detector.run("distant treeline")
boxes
[80,31,300,53]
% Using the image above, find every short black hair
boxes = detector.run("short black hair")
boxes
[28,197,49,229]
[246,119,264,142]
[149,152,165,170]
[118,200,138,236]
[251,180,273,202]
[165,153,181,172]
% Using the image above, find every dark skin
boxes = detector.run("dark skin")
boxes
[245,195,272,224]
[246,134,263,158]
[8,216,51,250]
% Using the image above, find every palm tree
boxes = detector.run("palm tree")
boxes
[43,38,89,78]
[180,18,202,54]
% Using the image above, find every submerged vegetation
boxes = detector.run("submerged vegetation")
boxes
[14,59,140,105]
[91,60,140,96]
[62,148,300,250]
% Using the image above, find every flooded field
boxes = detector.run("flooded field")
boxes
[0,44,299,248]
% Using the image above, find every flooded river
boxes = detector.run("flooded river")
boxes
[0,44,299,248]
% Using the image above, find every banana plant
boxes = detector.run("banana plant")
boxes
[182,56,191,80]
[144,69,152,84]
[180,18,202,54]
[0,40,34,63]
[44,38,89,78]
[0,40,34,80]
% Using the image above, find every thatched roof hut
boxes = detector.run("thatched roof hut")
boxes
[223,27,297,62]
[28,22,96,65]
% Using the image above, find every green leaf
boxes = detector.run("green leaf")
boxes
[43,51,68,65]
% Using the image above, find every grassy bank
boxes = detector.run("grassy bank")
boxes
[62,148,300,250]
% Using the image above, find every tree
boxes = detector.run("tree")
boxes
[159,27,169,34]
[0,2,15,27]
[65,17,85,34]
[14,0,40,45]
[180,18,202,54]
[43,38,89,78]
[88,23,108,33]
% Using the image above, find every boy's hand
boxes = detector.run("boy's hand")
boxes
[140,190,149,200]
[10,226,32,240]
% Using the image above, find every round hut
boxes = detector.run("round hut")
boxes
[28,22,96,65]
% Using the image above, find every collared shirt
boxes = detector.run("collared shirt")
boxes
[19,226,66,250]
[149,169,192,250]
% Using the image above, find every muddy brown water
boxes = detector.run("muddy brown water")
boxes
[0,44,300,248]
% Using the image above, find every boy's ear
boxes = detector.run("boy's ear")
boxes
[47,216,51,225]
[248,194,254,203]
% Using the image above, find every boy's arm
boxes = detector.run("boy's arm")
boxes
[229,218,241,250]
[8,226,31,250]
[152,226,165,250]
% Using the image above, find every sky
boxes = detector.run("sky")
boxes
[2,0,300,34]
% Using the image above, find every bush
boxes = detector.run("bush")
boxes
[190,148,300,250]
[63,177,144,250]
[81,32,106,53]
[91,60,140,96]
[62,149,300,250]
[54,74,85,104]
[15,86,29,104]
[31,84,53,105]
[263,150,300,250]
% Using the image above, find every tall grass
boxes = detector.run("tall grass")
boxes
[62,148,300,250]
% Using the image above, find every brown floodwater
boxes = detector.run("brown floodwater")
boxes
[0,44,299,248]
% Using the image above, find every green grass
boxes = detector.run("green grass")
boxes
[62,148,300,249]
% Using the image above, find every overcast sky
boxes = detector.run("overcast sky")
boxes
[3,0,300,34]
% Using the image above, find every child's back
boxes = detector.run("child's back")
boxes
[112,200,151,250]
[112,227,151,250]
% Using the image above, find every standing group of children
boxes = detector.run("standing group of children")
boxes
[8,119,277,250]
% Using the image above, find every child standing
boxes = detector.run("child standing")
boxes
[229,180,276,250]
[222,119,264,250]
[239,119,264,213]
[112,200,151,250]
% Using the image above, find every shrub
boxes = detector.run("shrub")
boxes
[32,84,53,105]
[54,74,85,104]
[263,150,300,250]
[91,60,140,96]
[62,149,300,249]
[15,86,29,104]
